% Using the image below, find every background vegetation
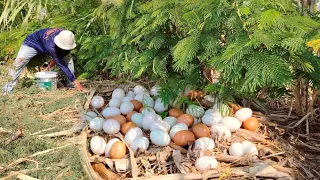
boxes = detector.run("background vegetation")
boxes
[1,0,320,114]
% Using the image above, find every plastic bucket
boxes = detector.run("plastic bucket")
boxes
[35,71,57,91]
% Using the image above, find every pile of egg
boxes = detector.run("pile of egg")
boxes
[83,85,260,172]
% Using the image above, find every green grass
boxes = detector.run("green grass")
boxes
[0,65,89,179]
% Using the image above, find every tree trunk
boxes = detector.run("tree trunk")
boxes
[294,76,303,115]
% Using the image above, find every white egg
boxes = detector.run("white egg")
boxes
[212,103,231,117]
[210,124,231,137]
[205,109,216,115]
[229,142,244,157]
[201,112,222,126]
[103,119,120,134]
[234,108,253,122]
[157,115,163,121]
[134,85,147,95]
[142,112,158,130]
[186,105,205,118]
[130,137,149,152]
[242,140,258,159]
[194,137,215,150]
[90,136,106,155]
[134,92,150,103]
[112,88,126,100]
[195,156,218,172]
[105,138,120,157]
[101,107,121,118]
[120,101,134,115]
[163,117,177,128]
[154,98,168,113]
[169,123,188,139]
[109,98,122,108]
[150,130,170,146]
[142,96,154,108]
[122,96,134,102]
[127,91,135,98]
[131,113,144,128]
[125,127,143,145]
[149,120,170,132]
[150,85,160,96]
[141,107,155,115]
[91,96,105,109]
[85,111,97,121]
[204,95,219,104]
[89,117,105,132]
[219,116,242,132]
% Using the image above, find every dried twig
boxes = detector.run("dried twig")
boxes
[5,128,23,145]
[1,167,51,180]
[30,127,56,136]
[37,129,75,138]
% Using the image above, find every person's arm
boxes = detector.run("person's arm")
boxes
[43,60,56,71]
[53,57,88,92]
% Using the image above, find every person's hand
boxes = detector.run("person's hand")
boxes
[74,80,89,92]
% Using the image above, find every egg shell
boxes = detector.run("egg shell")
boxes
[150,130,171,146]
[101,107,121,118]
[210,124,231,137]
[106,115,127,126]
[109,98,122,108]
[120,101,134,115]
[142,112,158,130]
[194,137,215,150]
[149,120,170,132]
[112,88,126,100]
[134,92,149,102]
[110,141,127,159]
[177,114,194,127]
[229,142,245,157]
[195,156,218,172]
[201,111,222,126]
[130,100,142,111]
[242,140,258,159]
[122,96,134,102]
[91,96,105,109]
[85,111,97,121]
[121,122,138,135]
[125,127,143,145]
[130,137,149,152]
[90,136,106,155]
[150,85,160,96]
[89,117,105,132]
[191,123,211,139]
[127,91,135,98]
[173,130,195,146]
[168,108,183,118]
[219,116,242,132]
[131,113,144,128]
[242,117,259,131]
[126,111,137,122]
[141,107,155,115]
[103,119,120,135]
[205,109,216,115]
[142,96,154,108]
[169,123,188,139]
[163,117,177,128]
[186,105,205,118]
[154,98,168,113]
[134,85,147,95]
[235,108,253,122]
[105,138,120,157]
[213,103,232,117]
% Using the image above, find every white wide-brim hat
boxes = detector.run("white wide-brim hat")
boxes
[54,30,76,50]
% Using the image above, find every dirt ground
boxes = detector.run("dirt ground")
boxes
[1,64,320,180]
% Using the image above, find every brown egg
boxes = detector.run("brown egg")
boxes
[139,107,144,113]
[106,115,127,126]
[192,123,211,139]
[243,117,259,131]
[169,108,183,118]
[131,100,142,111]
[126,111,137,121]
[176,114,194,127]
[173,130,195,146]
[110,141,126,159]
[121,122,138,134]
